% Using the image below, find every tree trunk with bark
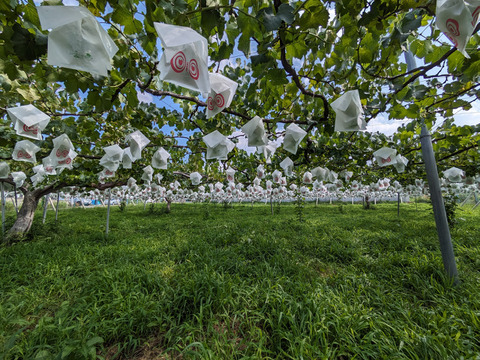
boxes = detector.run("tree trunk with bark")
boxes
[5,189,42,243]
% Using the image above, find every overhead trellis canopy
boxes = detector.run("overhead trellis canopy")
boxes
[0,0,480,240]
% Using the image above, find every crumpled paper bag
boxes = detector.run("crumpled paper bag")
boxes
[7,104,50,140]
[331,90,366,132]
[206,73,238,118]
[154,22,210,94]
[37,6,118,76]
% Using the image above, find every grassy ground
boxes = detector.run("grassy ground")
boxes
[1,201,479,359]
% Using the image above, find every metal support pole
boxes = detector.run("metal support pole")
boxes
[106,189,111,237]
[397,192,400,217]
[55,192,60,222]
[420,125,459,282]
[1,182,5,237]
[13,185,18,215]
[42,194,49,224]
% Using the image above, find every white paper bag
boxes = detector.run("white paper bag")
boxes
[13,140,41,164]
[51,134,77,169]
[141,165,154,183]
[7,104,50,140]
[151,147,170,169]
[37,6,118,76]
[373,147,397,167]
[280,157,294,177]
[155,173,164,183]
[0,162,10,179]
[206,73,238,118]
[126,130,150,161]
[436,0,475,57]
[225,167,235,182]
[272,170,282,184]
[443,167,465,182]
[311,166,328,181]
[11,171,27,187]
[203,130,235,160]
[190,172,202,185]
[99,168,115,178]
[122,147,134,169]
[393,154,408,173]
[99,144,123,172]
[241,116,268,147]
[303,171,313,184]
[154,22,210,94]
[42,156,57,175]
[257,142,277,164]
[283,123,307,154]
[331,90,366,132]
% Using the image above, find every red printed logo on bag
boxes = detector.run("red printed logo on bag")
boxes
[472,7,480,26]
[23,124,38,135]
[171,51,200,80]
[17,150,31,159]
[207,93,225,111]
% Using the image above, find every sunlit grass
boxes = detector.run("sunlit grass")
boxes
[1,201,479,359]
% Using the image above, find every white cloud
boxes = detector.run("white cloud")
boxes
[137,91,153,104]
[453,101,480,127]
[365,115,413,136]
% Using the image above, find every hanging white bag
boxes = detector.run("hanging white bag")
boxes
[436,0,475,57]
[283,123,307,154]
[100,144,124,172]
[393,154,409,173]
[443,167,465,183]
[42,156,57,175]
[257,142,277,163]
[190,172,202,185]
[37,6,118,76]
[151,147,170,169]
[126,130,150,161]
[51,134,77,169]
[13,140,41,164]
[206,73,238,118]
[122,147,134,169]
[11,172,27,187]
[154,22,210,94]
[0,162,10,179]
[373,147,397,167]
[226,167,236,182]
[7,104,50,140]
[141,165,154,184]
[331,90,366,132]
[241,116,268,147]
[203,130,235,160]
[280,157,294,177]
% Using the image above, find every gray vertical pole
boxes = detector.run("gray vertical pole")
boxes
[1,182,5,237]
[397,192,400,217]
[13,185,18,215]
[106,189,111,237]
[420,125,459,282]
[55,192,60,222]
[42,194,49,224]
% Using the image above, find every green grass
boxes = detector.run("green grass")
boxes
[1,202,480,359]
